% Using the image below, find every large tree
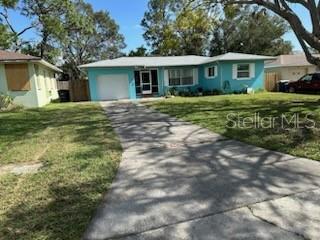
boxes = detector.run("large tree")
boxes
[62,0,126,80]
[0,0,73,61]
[21,0,74,61]
[0,0,34,50]
[141,0,177,55]
[175,8,213,55]
[202,0,320,66]
[141,0,213,55]
[128,45,149,56]
[210,6,292,56]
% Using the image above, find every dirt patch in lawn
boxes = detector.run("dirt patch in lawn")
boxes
[0,162,43,175]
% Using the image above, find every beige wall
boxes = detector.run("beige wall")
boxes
[34,63,59,107]
[266,66,317,81]
[0,62,59,108]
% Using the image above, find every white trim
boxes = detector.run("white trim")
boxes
[249,63,255,78]
[164,69,169,86]
[140,70,152,94]
[233,63,255,80]
[205,65,218,79]
[193,68,198,85]
[167,68,195,87]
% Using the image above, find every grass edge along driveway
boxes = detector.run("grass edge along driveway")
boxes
[146,93,320,161]
[0,103,122,240]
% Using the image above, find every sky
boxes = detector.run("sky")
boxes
[85,0,149,53]
[4,0,312,54]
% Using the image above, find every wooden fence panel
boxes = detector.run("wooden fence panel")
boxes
[57,81,69,90]
[265,72,279,92]
[70,79,89,102]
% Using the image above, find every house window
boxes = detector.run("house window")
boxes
[237,64,250,79]
[206,66,217,78]
[5,64,30,91]
[169,69,194,86]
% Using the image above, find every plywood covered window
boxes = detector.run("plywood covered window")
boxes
[5,64,30,91]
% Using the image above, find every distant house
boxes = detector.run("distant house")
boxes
[265,54,318,81]
[79,52,274,101]
[0,50,62,108]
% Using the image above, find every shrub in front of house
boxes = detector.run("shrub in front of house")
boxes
[203,89,223,96]
[0,93,13,110]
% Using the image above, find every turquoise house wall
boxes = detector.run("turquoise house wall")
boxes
[87,67,136,101]
[199,60,264,92]
[219,60,265,92]
[86,60,265,100]
[198,63,221,91]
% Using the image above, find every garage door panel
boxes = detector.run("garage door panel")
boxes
[97,74,129,100]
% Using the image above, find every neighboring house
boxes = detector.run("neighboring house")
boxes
[0,50,62,108]
[79,52,274,101]
[265,54,318,81]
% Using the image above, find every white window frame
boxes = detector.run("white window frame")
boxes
[168,68,194,87]
[205,66,218,79]
[233,63,255,80]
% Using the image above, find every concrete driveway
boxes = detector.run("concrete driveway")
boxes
[84,102,320,240]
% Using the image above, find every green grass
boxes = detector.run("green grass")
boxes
[147,93,320,161]
[0,103,122,240]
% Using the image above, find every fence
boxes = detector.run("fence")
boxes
[264,72,279,92]
[57,79,89,102]
[69,79,89,102]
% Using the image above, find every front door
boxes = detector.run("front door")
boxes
[140,71,152,94]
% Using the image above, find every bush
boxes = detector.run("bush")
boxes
[203,89,223,96]
[255,88,267,93]
[168,87,179,96]
[0,93,13,110]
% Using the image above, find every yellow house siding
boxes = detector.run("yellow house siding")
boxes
[34,64,59,107]
[0,63,59,108]
[0,63,39,107]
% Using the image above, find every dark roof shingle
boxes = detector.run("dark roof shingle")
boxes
[0,50,40,61]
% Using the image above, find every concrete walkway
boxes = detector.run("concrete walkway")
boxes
[84,102,320,240]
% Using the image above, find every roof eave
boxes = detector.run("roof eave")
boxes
[265,63,314,69]
[37,59,62,73]
[0,59,62,72]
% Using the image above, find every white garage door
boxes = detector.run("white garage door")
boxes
[97,74,129,100]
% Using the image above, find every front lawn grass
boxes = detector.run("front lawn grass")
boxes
[147,93,320,161]
[0,103,122,240]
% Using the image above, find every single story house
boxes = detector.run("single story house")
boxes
[79,52,275,101]
[0,50,62,108]
[265,54,318,81]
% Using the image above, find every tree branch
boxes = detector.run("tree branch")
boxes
[285,0,308,9]
[307,0,320,36]
[0,10,34,36]
[17,26,34,36]
[0,11,16,34]
[224,0,320,50]
[292,27,320,65]
[216,0,320,65]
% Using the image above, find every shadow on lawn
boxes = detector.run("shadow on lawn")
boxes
[83,102,320,239]
[0,103,122,240]
[149,98,320,160]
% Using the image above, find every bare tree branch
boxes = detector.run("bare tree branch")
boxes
[0,11,16,34]
[307,0,320,36]
[217,0,320,65]
[285,0,308,8]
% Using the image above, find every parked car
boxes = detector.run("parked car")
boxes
[287,73,320,93]
[278,80,290,92]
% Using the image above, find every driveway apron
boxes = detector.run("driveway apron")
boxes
[84,102,320,240]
